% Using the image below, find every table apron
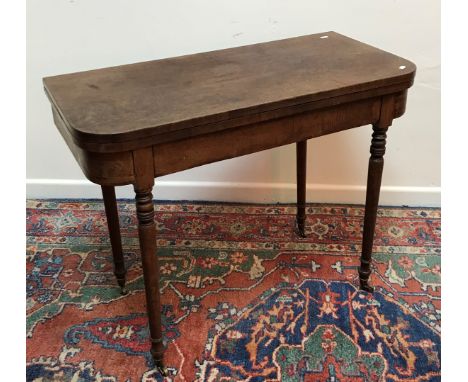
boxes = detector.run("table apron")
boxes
[52,94,394,186]
[153,96,381,177]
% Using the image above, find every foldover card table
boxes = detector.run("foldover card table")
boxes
[43,31,416,373]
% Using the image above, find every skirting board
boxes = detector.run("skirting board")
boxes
[26,179,441,207]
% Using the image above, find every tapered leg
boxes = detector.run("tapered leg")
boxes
[359,124,388,292]
[101,185,127,294]
[134,185,166,375]
[296,140,307,237]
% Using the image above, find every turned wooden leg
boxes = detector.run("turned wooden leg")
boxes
[359,96,394,292]
[101,185,127,295]
[296,140,307,237]
[134,185,166,375]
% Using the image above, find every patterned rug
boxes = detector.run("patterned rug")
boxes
[26,200,441,381]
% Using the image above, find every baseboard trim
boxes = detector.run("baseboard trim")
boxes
[26,178,441,207]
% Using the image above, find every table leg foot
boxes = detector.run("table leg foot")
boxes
[154,357,168,376]
[359,267,374,293]
[119,285,129,295]
[114,274,127,295]
[360,283,374,293]
[295,218,306,238]
[116,272,126,293]
[151,341,166,375]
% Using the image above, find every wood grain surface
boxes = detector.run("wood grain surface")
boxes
[43,31,415,151]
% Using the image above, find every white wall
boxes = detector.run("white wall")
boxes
[27,0,440,206]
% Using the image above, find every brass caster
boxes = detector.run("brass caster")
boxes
[155,359,168,377]
[360,282,374,293]
[120,287,129,296]
[116,277,127,295]
[295,220,306,238]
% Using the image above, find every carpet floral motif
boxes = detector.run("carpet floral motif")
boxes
[204,280,440,381]
[26,200,441,381]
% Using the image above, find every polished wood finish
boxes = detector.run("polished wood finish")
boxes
[152,97,381,177]
[43,32,416,372]
[43,31,415,152]
[132,148,166,375]
[296,141,307,237]
[359,95,395,292]
[52,107,135,185]
[101,185,127,294]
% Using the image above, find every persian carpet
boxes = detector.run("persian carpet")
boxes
[26,200,441,381]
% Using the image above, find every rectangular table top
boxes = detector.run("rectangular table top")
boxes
[44,31,415,151]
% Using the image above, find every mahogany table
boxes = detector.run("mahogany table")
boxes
[43,31,416,374]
